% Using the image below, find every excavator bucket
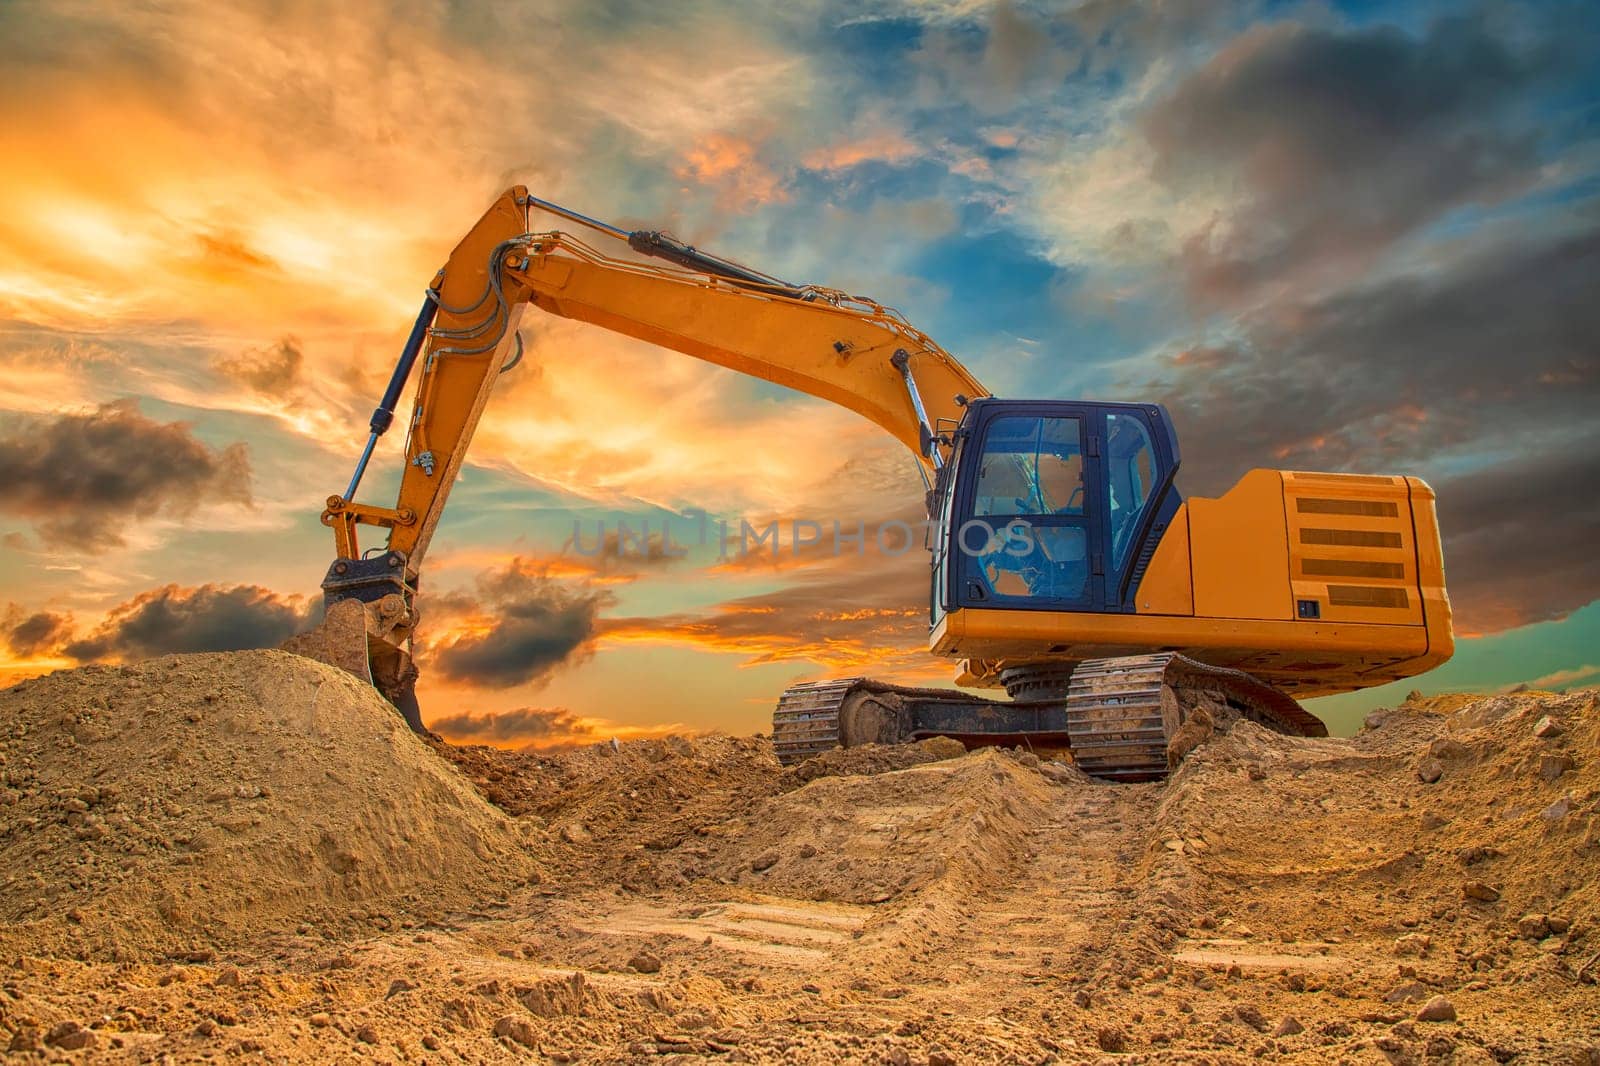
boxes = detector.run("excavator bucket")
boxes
[280,596,425,733]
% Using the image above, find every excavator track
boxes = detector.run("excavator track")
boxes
[771,678,860,764]
[771,653,1325,780]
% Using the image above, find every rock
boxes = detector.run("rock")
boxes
[310,1013,333,1028]
[7,1027,42,1053]
[1543,796,1575,822]
[1384,981,1428,1004]
[213,966,243,987]
[1517,914,1551,940]
[885,1049,912,1066]
[751,851,779,872]
[927,1050,957,1066]
[1073,989,1092,1009]
[1395,933,1431,956]
[1533,715,1564,738]
[1548,915,1572,934]
[1417,758,1445,784]
[1095,1026,1126,1052]
[44,1021,95,1051]
[559,822,591,845]
[1039,761,1077,785]
[1539,754,1575,782]
[1462,881,1501,902]
[628,951,663,974]
[1235,1004,1267,1031]
[1167,707,1215,768]
[422,1034,442,1051]
[493,1016,537,1048]
[1420,811,1449,830]
[387,977,418,998]
[1274,1016,1305,1037]
[798,843,817,858]
[355,1025,380,1044]
[1416,996,1457,1023]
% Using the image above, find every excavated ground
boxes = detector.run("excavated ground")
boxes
[1,652,1597,1064]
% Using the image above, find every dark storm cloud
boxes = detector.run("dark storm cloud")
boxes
[1432,444,1600,634]
[64,584,317,661]
[429,706,594,744]
[0,607,74,657]
[430,559,612,689]
[1143,13,1572,306]
[0,400,252,549]
[216,337,304,394]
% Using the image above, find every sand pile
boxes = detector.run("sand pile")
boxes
[0,650,537,961]
[699,747,1060,907]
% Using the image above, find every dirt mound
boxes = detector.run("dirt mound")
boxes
[700,748,1060,907]
[0,651,536,961]
[436,732,781,891]
[782,735,968,783]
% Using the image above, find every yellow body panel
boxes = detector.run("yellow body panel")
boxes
[936,468,1453,698]
[1131,502,1192,615]
[1190,469,1294,620]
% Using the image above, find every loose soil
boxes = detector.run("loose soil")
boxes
[1,653,1596,1063]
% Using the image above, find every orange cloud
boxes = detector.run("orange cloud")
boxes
[802,130,921,172]
[676,132,789,211]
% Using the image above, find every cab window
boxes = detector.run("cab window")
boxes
[973,416,1083,517]
[1106,412,1155,571]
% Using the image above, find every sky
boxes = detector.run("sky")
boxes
[1,0,1596,745]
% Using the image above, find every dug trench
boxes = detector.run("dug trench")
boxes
[1,650,1597,1063]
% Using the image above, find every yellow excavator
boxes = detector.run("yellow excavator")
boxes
[285,187,1453,779]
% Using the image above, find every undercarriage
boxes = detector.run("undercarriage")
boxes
[771,653,1327,781]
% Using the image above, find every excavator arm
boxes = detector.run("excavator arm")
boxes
[286,186,988,724]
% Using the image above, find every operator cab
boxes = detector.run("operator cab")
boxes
[930,399,1181,621]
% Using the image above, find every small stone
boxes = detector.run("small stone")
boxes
[309,1013,333,1028]
[798,843,817,858]
[1385,981,1428,1004]
[1395,933,1431,956]
[1420,811,1448,830]
[214,966,243,988]
[751,852,779,872]
[387,977,418,997]
[355,1025,380,1044]
[1548,915,1572,934]
[1539,754,1575,782]
[1462,881,1501,902]
[1235,1004,1267,1031]
[1039,761,1077,784]
[1416,995,1456,1022]
[628,951,663,974]
[1274,1016,1305,1037]
[1417,758,1445,784]
[422,1034,442,1051]
[44,1022,95,1051]
[1517,914,1551,940]
[927,1050,957,1066]
[885,1049,912,1066]
[559,822,590,845]
[493,1016,537,1048]
[1532,715,1563,738]
[1095,1026,1126,1052]
[1073,989,1092,1009]
[1543,796,1574,821]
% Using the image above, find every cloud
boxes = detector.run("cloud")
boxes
[0,606,74,658]
[215,336,304,394]
[1142,14,1561,306]
[1145,211,1600,496]
[64,583,317,661]
[0,399,252,548]
[429,705,595,745]
[428,558,614,689]
[1431,444,1600,635]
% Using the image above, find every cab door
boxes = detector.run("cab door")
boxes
[950,404,1104,613]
